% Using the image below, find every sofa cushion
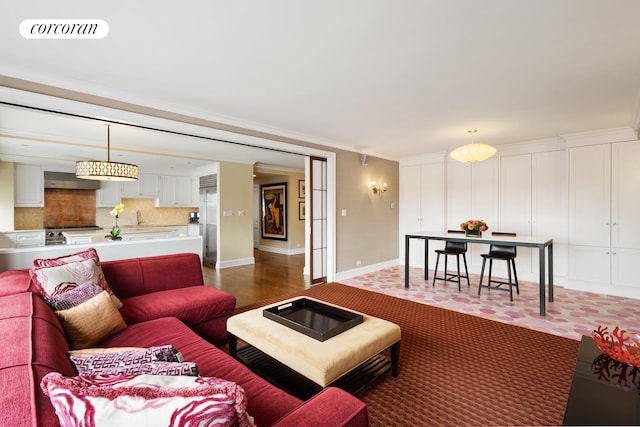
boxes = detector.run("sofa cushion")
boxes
[55,290,127,349]
[0,292,76,427]
[41,373,252,427]
[101,253,205,298]
[119,286,236,327]
[0,270,34,296]
[100,317,303,427]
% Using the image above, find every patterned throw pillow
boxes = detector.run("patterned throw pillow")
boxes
[41,373,253,427]
[55,290,127,349]
[45,281,103,311]
[70,345,185,375]
[30,257,122,309]
[94,361,199,376]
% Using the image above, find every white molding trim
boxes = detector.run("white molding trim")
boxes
[494,137,565,157]
[258,245,305,256]
[561,126,638,147]
[399,152,446,166]
[216,256,255,269]
[335,259,399,282]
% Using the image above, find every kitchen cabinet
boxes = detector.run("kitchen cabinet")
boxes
[568,140,640,295]
[399,158,445,268]
[120,173,160,198]
[157,175,196,207]
[0,231,45,248]
[96,180,121,207]
[14,164,43,207]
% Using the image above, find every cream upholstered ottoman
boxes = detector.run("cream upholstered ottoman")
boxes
[227,297,401,391]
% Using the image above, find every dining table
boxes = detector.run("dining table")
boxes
[404,232,554,316]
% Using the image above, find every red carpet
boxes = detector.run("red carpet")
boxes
[234,282,580,426]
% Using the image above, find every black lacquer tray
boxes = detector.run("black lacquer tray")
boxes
[263,298,364,341]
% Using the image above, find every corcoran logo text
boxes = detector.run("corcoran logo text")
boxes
[20,19,109,39]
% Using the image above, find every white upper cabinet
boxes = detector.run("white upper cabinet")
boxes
[96,180,121,207]
[120,173,160,198]
[14,163,43,207]
[158,175,196,207]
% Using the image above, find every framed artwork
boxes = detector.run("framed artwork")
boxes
[298,179,306,198]
[298,202,306,220]
[261,182,287,240]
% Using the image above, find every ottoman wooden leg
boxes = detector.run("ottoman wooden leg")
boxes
[228,333,238,358]
[390,341,400,377]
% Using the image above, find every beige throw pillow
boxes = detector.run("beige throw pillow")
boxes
[55,290,127,349]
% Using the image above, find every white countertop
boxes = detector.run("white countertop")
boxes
[62,226,173,237]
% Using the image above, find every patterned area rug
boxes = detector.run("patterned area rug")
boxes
[233,282,580,426]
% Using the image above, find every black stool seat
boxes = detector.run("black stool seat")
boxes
[478,242,519,301]
[433,241,470,291]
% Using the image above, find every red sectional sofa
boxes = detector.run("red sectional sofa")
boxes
[0,252,368,427]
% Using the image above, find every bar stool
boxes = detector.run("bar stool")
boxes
[432,231,470,291]
[478,232,519,301]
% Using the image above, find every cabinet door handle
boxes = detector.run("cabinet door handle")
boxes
[605,222,610,226]
[612,223,617,226]
[605,251,610,255]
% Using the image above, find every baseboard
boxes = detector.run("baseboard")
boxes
[336,259,399,282]
[259,245,305,256]
[216,257,255,269]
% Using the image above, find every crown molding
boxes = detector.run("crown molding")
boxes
[561,126,638,147]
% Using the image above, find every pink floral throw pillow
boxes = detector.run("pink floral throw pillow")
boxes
[41,373,253,427]
[30,257,122,309]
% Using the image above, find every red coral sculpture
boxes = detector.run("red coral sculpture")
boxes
[592,325,640,368]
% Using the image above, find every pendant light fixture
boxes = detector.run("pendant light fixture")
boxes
[450,129,496,163]
[76,125,139,181]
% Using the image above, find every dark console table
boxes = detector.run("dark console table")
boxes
[563,335,640,425]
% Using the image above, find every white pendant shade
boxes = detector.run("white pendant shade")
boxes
[75,160,139,181]
[450,129,496,163]
[76,124,139,181]
[449,143,497,163]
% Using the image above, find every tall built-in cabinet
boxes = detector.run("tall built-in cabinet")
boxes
[399,155,445,268]
[568,140,640,297]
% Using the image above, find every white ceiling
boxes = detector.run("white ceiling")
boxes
[1,0,640,170]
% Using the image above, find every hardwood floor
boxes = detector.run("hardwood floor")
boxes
[202,250,308,308]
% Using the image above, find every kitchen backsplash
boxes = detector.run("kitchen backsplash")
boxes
[14,198,198,230]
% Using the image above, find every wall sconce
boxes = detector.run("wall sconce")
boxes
[371,180,387,195]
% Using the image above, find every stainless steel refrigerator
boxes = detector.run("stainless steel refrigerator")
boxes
[199,175,217,266]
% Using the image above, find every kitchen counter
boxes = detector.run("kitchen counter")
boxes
[0,236,203,271]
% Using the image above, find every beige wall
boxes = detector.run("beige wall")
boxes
[0,162,15,231]
[218,161,254,262]
[334,150,399,272]
[255,169,306,252]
